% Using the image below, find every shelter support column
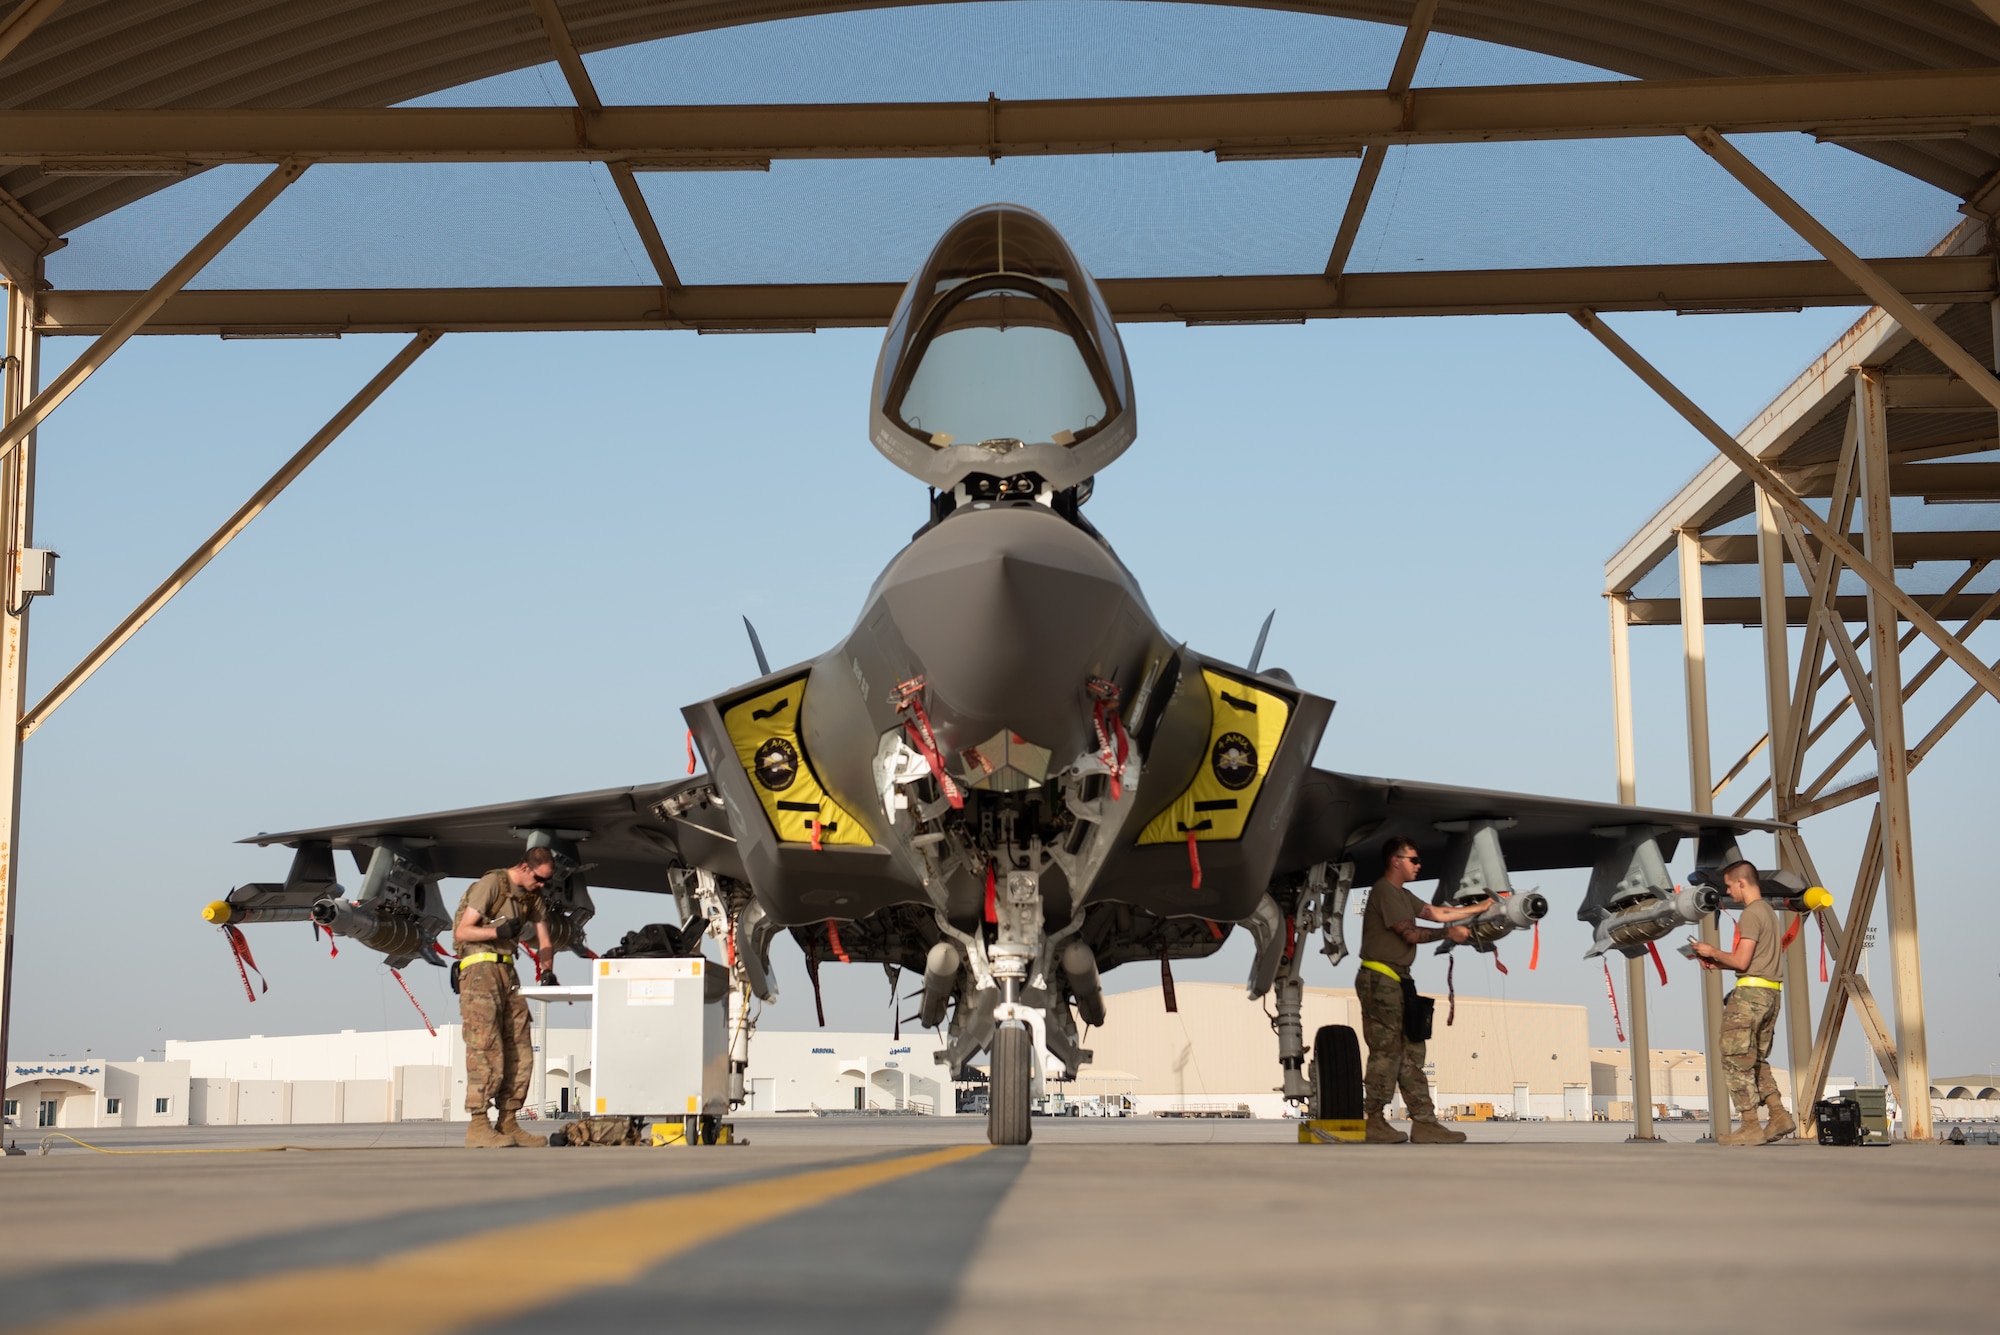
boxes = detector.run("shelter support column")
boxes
[1677,530,1729,1138]
[1608,594,1657,1141]
[0,274,40,1070]
[1756,486,1815,1104]
[1856,369,1930,1142]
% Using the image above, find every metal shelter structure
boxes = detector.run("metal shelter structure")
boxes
[1606,215,2000,1144]
[4,2,2000,1127]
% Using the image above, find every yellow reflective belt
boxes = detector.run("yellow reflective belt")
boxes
[1736,976,1783,990]
[458,952,512,967]
[1360,960,1401,982]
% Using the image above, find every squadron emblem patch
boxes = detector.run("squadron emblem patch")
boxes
[1211,732,1258,790]
[753,737,799,791]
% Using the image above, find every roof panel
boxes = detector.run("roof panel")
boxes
[4,1,1999,248]
[1345,132,1960,274]
[636,153,1354,285]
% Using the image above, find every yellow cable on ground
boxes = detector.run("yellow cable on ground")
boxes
[34,1133,450,1156]
[26,1143,991,1335]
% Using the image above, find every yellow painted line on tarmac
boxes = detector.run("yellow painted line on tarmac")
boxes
[26,1145,991,1335]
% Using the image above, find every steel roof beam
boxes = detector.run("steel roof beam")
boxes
[1692,127,2000,415]
[0,159,303,463]
[19,328,440,740]
[0,0,65,68]
[1574,308,2000,710]
[1323,0,1436,282]
[1697,531,2000,564]
[1626,594,2000,627]
[30,255,1994,336]
[529,0,681,292]
[4,68,1999,166]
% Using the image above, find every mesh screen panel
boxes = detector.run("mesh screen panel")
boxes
[637,154,1354,284]
[1346,134,1961,274]
[35,4,1966,292]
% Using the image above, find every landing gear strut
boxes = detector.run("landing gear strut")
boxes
[986,868,1042,1146]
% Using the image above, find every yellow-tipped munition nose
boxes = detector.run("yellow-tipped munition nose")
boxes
[202,900,233,924]
[1803,886,1834,911]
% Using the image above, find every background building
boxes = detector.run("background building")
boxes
[46,991,1993,1131]
[5,1058,190,1130]
[1080,982,1593,1120]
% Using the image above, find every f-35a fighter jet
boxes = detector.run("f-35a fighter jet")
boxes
[207,204,1777,1145]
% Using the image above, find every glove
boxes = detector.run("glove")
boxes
[537,966,559,986]
[490,918,522,943]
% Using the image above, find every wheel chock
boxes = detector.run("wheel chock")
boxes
[648,1120,740,1147]
[1298,1118,1365,1144]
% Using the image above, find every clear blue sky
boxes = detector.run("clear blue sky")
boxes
[6,4,1993,1082]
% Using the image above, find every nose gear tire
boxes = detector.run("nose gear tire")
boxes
[1311,1024,1363,1121]
[988,1022,1034,1146]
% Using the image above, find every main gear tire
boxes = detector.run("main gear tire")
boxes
[988,1022,1033,1146]
[1311,1024,1364,1120]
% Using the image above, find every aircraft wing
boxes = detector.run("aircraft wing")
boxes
[242,775,737,892]
[1280,767,1782,886]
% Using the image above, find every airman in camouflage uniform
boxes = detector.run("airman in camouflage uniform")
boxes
[1691,861,1796,1146]
[455,848,558,1148]
[1355,837,1491,1145]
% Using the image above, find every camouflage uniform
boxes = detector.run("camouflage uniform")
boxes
[1720,986,1782,1114]
[460,959,533,1115]
[1719,897,1785,1117]
[1356,967,1437,1120]
[457,868,544,1116]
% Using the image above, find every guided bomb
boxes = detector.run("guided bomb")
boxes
[310,898,445,964]
[1431,820,1545,955]
[1587,883,1721,957]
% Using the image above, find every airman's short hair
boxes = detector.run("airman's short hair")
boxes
[1383,836,1419,863]
[520,846,557,873]
[1720,859,1759,888]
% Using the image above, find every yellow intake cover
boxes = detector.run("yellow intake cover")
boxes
[1138,669,1291,845]
[722,677,872,847]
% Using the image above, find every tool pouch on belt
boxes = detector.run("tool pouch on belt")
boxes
[1400,974,1435,1042]
[450,959,461,996]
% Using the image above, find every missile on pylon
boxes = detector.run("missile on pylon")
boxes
[203,895,312,925]
[1585,882,1720,958]
[1431,819,1543,955]
[1580,824,1711,958]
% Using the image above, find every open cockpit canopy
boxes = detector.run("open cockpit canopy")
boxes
[870,204,1136,492]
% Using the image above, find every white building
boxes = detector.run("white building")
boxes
[153,1020,954,1124]
[741,1031,952,1113]
[1078,982,1595,1121]
[165,1024,593,1124]
[5,1058,191,1131]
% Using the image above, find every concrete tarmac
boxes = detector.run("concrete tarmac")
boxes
[2,1117,1993,1333]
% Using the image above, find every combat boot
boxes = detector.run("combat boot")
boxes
[1716,1114,1765,1146]
[495,1109,546,1148]
[465,1115,514,1149]
[1364,1102,1408,1144]
[1408,1118,1469,1145]
[1761,1096,1797,1143]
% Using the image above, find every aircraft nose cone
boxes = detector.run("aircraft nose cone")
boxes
[877,507,1143,753]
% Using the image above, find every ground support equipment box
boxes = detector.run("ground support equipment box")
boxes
[588,958,728,1119]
